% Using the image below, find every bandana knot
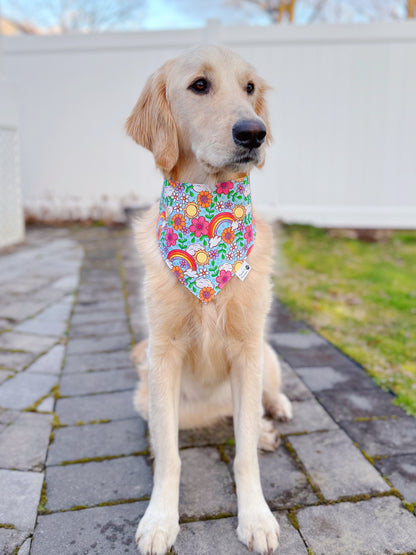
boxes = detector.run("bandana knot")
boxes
[157,176,255,303]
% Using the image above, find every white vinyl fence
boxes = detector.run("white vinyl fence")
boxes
[0,36,24,248]
[3,20,416,227]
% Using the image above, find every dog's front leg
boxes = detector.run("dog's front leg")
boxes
[136,342,182,555]
[231,341,280,555]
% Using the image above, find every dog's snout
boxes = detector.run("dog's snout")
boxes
[232,120,266,149]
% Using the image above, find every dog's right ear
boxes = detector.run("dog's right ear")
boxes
[126,62,179,174]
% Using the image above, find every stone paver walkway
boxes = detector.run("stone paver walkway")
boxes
[1,226,416,555]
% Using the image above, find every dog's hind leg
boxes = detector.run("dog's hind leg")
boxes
[262,342,292,422]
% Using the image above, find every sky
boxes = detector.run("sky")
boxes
[0,0,409,32]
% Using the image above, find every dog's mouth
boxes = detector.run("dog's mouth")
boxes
[226,149,262,170]
[198,148,263,175]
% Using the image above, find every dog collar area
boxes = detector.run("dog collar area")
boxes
[157,176,256,303]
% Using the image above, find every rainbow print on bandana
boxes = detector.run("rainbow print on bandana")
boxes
[167,249,197,271]
[208,212,236,238]
[157,175,255,303]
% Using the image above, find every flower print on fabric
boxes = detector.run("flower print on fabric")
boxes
[157,176,256,303]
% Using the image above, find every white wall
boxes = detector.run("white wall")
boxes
[0,32,25,247]
[3,20,416,227]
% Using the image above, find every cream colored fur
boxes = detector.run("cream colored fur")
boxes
[126,45,292,555]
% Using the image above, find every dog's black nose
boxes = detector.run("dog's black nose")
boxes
[232,119,266,149]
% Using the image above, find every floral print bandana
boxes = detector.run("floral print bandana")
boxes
[157,175,256,303]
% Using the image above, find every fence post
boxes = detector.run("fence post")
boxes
[203,19,222,44]
[0,31,25,248]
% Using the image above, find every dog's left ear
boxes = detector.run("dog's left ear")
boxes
[255,77,273,146]
[126,61,179,174]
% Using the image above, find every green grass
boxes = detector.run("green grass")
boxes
[275,225,416,416]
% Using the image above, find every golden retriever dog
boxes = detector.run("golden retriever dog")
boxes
[126,45,292,555]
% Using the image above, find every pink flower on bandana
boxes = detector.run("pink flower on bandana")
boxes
[216,181,233,195]
[216,269,232,289]
[244,225,254,243]
[190,216,209,237]
[165,228,178,247]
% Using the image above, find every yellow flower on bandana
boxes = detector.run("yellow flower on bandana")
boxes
[194,250,209,265]
[185,202,199,218]
[233,205,245,220]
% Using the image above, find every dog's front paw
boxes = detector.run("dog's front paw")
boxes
[135,509,179,555]
[237,506,280,554]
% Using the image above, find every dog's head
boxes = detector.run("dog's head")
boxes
[126,45,271,181]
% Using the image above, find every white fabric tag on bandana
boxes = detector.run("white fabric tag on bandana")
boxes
[236,261,251,281]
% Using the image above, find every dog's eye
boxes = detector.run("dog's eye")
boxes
[246,82,255,95]
[189,78,210,94]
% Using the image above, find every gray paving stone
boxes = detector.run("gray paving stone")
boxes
[179,418,234,448]
[0,412,52,471]
[77,291,123,304]
[45,456,152,511]
[0,319,12,333]
[341,417,416,457]
[374,454,416,502]
[280,360,313,401]
[176,512,307,554]
[55,390,136,425]
[0,300,48,321]
[0,529,29,555]
[26,344,65,375]
[295,365,378,391]
[71,309,128,325]
[69,319,130,337]
[60,367,136,396]
[0,369,13,385]
[0,332,58,354]
[63,350,132,373]
[66,335,131,356]
[0,350,36,371]
[259,446,318,509]
[0,372,58,410]
[278,399,338,435]
[270,332,326,349]
[51,275,79,291]
[4,275,48,295]
[31,501,147,555]
[0,469,44,530]
[14,300,73,336]
[47,418,147,465]
[0,408,20,427]
[179,448,237,519]
[276,344,357,369]
[316,389,405,421]
[289,430,389,501]
[297,496,416,555]
[17,537,31,555]
[268,300,306,333]
[72,298,126,315]
[36,396,55,413]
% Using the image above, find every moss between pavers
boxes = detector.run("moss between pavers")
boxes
[63,497,150,513]
[0,523,16,529]
[179,512,236,524]
[37,480,50,515]
[217,445,230,464]
[59,450,149,466]
[116,250,136,346]
[284,439,325,504]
